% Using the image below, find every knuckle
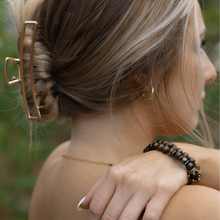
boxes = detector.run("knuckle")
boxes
[144,212,158,220]
[89,200,102,216]
[119,215,133,220]
[156,180,171,192]
[102,213,115,220]
[122,172,136,184]
[108,164,123,179]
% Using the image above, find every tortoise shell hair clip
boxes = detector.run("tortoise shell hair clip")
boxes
[4,21,43,120]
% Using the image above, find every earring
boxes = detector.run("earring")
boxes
[142,85,155,101]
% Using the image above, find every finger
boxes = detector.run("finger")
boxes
[89,175,117,220]
[142,192,170,220]
[118,191,152,220]
[101,186,133,220]
[80,176,104,209]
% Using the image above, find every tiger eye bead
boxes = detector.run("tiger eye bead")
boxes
[168,143,174,148]
[167,148,175,156]
[157,144,164,151]
[152,142,159,150]
[183,152,189,159]
[162,145,169,154]
[163,140,168,145]
[180,157,188,164]
[172,144,178,150]
[143,147,148,153]
[189,157,195,164]
[195,163,201,170]
[174,151,182,160]
[177,148,183,154]
[157,140,163,144]
[186,162,194,170]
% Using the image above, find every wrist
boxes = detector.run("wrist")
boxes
[144,140,202,185]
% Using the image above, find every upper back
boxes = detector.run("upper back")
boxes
[29,141,110,220]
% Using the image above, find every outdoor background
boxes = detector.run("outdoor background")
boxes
[0,0,219,219]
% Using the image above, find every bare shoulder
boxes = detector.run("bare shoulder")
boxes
[29,141,109,220]
[160,185,220,220]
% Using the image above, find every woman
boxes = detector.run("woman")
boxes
[4,0,219,219]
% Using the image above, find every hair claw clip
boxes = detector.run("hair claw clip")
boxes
[3,21,42,120]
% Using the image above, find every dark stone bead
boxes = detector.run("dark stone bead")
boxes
[174,151,182,160]
[157,140,163,144]
[162,145,169,154]
[177,148,183,154]
[157,143,164,151]
[189,157,195,164]
[148,144,153,151]
[152,142,159,150]
[180,157,188,164]
[183,152,189,159]
[186,162,194,170]
[190,171,200,181]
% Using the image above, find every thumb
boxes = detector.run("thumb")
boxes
[77,176,104,210]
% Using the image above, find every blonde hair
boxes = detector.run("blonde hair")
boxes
[7,0,214,147]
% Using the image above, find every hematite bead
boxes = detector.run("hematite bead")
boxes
[183,152,189,159]
[162,145,169,154]
[171,150,177,157]
[180,157,188,164]
[157,140,163,144]
[152,142,159,150]
[195,163,201,170]
[186,162,194,170]
[189,157,195,164]
[157,143,164,151]
[167,148,175,156]
[179,155,183,160]
[174,151,182,160]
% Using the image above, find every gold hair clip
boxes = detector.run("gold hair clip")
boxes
[4,21,42,120]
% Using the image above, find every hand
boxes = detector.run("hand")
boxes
[80,150,188,220]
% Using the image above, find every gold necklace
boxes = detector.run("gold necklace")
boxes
[62,154,113,166]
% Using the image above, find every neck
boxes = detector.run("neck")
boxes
[66,99,159,164]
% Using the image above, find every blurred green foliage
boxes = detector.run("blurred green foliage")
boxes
[0,1,219,219]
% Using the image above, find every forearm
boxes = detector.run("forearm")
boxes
[175,143,220,190]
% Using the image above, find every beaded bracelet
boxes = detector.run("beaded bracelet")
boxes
[143,140,201,185]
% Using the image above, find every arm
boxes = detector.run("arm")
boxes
[80,143,219,220]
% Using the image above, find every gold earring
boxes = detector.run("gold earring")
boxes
[142,85,155,101]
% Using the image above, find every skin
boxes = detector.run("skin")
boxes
[29,1,219,220]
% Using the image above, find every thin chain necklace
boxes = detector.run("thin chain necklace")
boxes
[62,154,113,166]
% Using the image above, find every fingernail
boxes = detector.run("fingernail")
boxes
[77,196,86,211]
